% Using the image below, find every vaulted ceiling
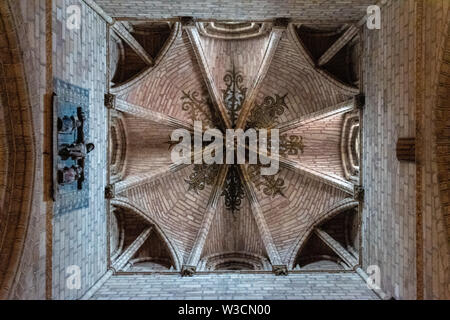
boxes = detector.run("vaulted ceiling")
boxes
[107,18,362,273]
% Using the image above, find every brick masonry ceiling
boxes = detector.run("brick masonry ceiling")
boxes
[1,0,448,301]
[107,17,363,274]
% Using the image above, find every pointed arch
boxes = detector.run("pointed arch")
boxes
[286,198,358,269]
[287,24,359,96]
[110,22,181,96]
[110,197,183,271]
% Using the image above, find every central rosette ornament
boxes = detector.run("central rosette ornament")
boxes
[170,65,304,213]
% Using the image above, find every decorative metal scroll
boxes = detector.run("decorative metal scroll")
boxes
[185,164,220,194]
[222,165,246,213]
[181,90,217,128]
[247,93,288,129]
[280,134,304,156]
[248,164,286,198]
[181,66,302,212]
[222,65,247,127]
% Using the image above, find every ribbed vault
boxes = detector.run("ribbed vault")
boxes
[106,18,362,274]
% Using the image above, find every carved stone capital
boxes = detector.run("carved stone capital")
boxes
[272,265,288,276]
[353,94,365,110]
[273,18,290,29]
[353,185,364,202]
[105,93,116,109]
[181,265,196,277]
[105,183,116,199]
[180,16,195,28]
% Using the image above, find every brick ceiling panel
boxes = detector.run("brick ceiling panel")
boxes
[120,31,211,125]
[199,33,271,99]
[201,197,268,259]
[123,114,174,178]
[254,168,350,263]
[284,113,346,179]
[123,165,212,263]
[256,34,350,125]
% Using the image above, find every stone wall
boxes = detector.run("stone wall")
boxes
[50,0,108,300]
[361,0,417,300]
[361,0,450,300]
[91,273,378,300]
[94,0,374,22]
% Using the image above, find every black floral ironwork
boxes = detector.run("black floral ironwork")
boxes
[181,90,217,128]
[223,64,247,127]
[222,165,245,213]
[247,93,288,129]
[248,164,286,198]
[279,134,304,156]
[181,66,302,212]
[185,164,220,194]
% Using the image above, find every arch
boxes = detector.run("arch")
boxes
[128,257,174,271]
[109,111,128,183]
[286,198,358,269]
[110,206,125,261]
[296,255,344,270]
[196,22,271,40]
[287,24,359,96]
[198,252,271,271]
[341,110,360,182]
[0,1,36,299]
[110,197,183,270]
[110,22,181,96]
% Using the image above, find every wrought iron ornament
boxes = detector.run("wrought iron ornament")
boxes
[280,134,304,156]
[185,164,219,194]
[181,90,218,128]
[248,164,286,198]
[223,64,247,127]
[222,165,246,213]
[247,93,288,129]
[181,65,304,212]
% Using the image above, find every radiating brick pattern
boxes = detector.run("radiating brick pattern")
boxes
[285,113,345,178]
[94,0,372,22]
[51,0,108,300]
[199,34,270,98]
[120,30,209,125]
[201,198,267,259]
[257,33,350,125]
[122,166,212,263]
[361,0,417,300]
[122,114,173,178]
[254,168,350,263]
[91,273,378,300]
[4,0,449,301]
